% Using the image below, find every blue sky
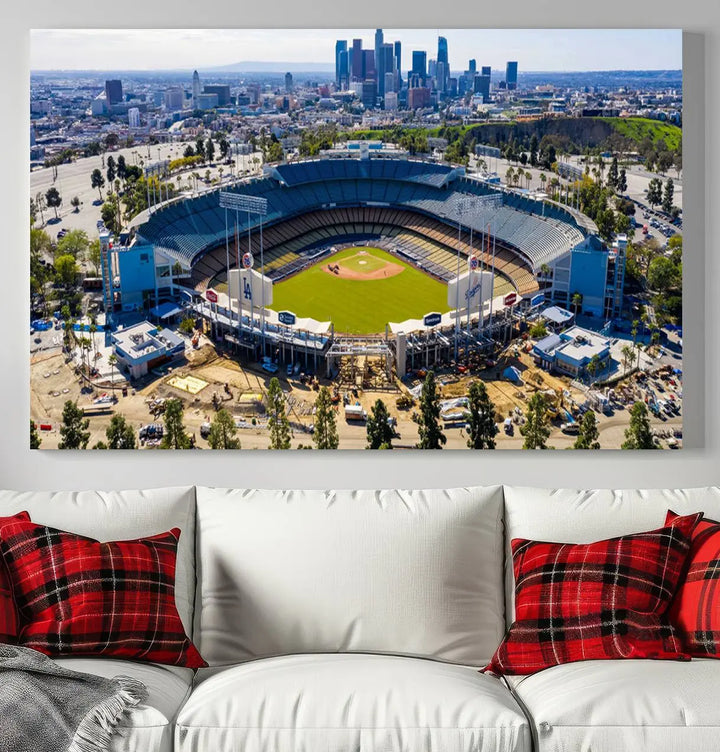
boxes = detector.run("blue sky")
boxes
[31,28,682,72]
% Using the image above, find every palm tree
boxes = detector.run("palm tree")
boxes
[525,170,532,189]
[621,344,636,375]
[571,292,583,317]
[539,173,546,192]
[505,167,514,186]
[108,353,117,386]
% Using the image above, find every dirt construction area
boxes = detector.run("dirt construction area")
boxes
[31,334,682,450]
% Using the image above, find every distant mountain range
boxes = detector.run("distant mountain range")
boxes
[203,61,334,73]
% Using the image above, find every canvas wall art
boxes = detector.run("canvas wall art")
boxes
[29,28,683,449]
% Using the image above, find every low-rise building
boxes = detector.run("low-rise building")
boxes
[111,321,185,380]
[532,325,612,377]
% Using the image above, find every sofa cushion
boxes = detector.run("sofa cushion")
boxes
[486,513,699,675]
[503,487,720,624]
[0,488,196,638]
[195,486,505,667]
[667,511,720,657]
[0,516,205,668]
[0,512,30,642]
[54,657,193,752]
[505,658,720,752]
[176,654,531,752]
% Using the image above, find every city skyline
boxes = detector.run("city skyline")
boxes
[31,29,682,73]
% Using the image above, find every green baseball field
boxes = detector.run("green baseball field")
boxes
[269,246,450,334]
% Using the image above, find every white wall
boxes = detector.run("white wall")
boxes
[1,2,716,491]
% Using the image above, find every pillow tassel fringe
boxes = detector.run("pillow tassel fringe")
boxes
[68,676,148,752]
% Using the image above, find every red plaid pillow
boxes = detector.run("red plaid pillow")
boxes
[0,512,31,643]
[0,515,206,668]
[667,510,720,657]
[484,512,702,676]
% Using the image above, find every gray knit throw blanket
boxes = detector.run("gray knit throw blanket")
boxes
[0,644,147,752]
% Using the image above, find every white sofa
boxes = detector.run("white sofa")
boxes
[1,485,719,752]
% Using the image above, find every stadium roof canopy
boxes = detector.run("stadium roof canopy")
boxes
[135,157,592,273]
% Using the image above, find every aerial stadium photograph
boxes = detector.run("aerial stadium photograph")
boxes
[29,28,684,450]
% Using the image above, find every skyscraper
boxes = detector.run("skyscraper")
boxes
[105,79,123,106]
[411,51,427,84]
[363,50,376,82]
[506,61,518,90]
[335,40,348,89]
[382,44,395,93]
[468,59,477,74]
[437,36,449,94]
[192,70,201,107]
[374,29,385,96]
[394,41,402,90]
[481,66,491,76]
[351,39,363,81]
[474,73,491,103]
[285,72,293,92]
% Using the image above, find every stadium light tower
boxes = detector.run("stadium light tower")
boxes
[219,192,269,353]
[454,198,475,362]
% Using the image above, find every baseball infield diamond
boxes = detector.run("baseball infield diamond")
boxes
[270,246,450,334]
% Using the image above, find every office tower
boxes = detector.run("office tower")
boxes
[469,59,477,74]
[437,36,449,93]
[411,50,427,84]
[351,39,363,81]
[384,71,395,97]
[381,44,395,93]
[474,73,491,102]
[335,40,348,88]
[375,29,385,96]
[105,79,123,106]
[360,79,377,109]
[363,49,375,81]
[285,72,293,92]
[506,61,518,90]
[203,85,231,106]
[394,41,402,90]
[192,70,201,107]
[408,87,431,109]
[128,108,140,128]
[164,86,184,112]
[338,50,349,89]
[481,65,491,76]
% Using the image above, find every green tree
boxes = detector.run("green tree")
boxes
[313,387,339,450]
[529,321,547,338]
[116,155,127,183]
[208,408,240,449]
[416,372,446,449]
[106,414,137,449]
[622,401,657,450]
[106,155,116,184]
[466,381,497,449]
[45,186,62,219]
[70,196,81,212]
[617,168,627,194]
[90,168,105,201]
[87,238,102,276]
[195,137,205,160]
[58,400,90,449]
[30,420,41,449]
[101,195,121,235]
[206,138,215,163]
[267,377,292,449]
[648,256,680,293]
[662,177,674,214]
[160,398,192,449]
[645,178,663,209]
[621,344,636,374]
[520,393,551,449]
[56,228,89,259]
[108,352,117,385]
[529,134,539,167]
[573,411,600,449]
[571,292,583,317]
[178,317,196,335]
[54,254,78,288]
[607,155,619,190]
[366,398,395,449]
[586,354,601,381]
[219,138,230,160]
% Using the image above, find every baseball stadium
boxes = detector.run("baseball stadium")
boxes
[122,150,607,379]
